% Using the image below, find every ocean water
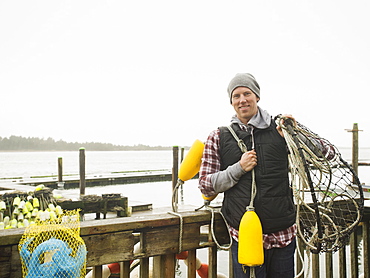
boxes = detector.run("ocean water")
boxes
[1,147,370,183]
[0,150,173,179]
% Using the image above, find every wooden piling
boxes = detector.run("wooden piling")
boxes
[339,241,346,277]
[180,147,184,163]
[312,253,319,278]
[346,123,363,276]
[346,123,363,177]
[58,157,63,182]
[350,231,359,278]
[79,147,86,196]
[363,221,369,278]
[172,146,179,192]
[352,123,359,175]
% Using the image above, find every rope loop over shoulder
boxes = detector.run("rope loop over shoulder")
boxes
[226,124,257,210]
[227,125,248,153]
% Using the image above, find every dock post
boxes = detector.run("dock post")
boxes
[346,123,362,277]
[58,157,63,182]
[346,123,363,177]
[363,221,369,278]
[79,147,86,196]
[180,147,184,163]
[57,157,65,189]
[180,147,185,203]
[339,247,346,277]
[351,123,359,176]
[172,146,179,193]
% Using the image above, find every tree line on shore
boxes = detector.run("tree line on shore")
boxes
[0,135,172,151]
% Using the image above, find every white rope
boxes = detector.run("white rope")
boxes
[226,125,257,211]
[171,180,183,212]
[167,211,184,252]
[204,205,233,250]
[172,179,232,251]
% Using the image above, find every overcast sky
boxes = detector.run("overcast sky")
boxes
[1,0,369,148]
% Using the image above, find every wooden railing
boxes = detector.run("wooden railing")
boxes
[0,208,230,278]
[1,207,369,278]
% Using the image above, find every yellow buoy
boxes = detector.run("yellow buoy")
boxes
[238,210,264,267]
[178,139,205,182]
[202,194,218,202]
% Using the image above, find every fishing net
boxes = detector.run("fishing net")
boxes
[18,209,87,278]
[277,116,364,253]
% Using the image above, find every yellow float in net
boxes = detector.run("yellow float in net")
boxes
[18,209,87,278]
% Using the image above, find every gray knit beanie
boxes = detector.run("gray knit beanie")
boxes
[227,73,260,101]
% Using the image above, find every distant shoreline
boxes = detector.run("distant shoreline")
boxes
[0,148,173,152]
[0,135,177,152]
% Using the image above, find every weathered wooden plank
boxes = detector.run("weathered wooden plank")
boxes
[80,210,211,236]
[0,228,26,246]
[0,210,214,246]
[120,261,131,278]
[79,147,86,196]
[0,245,22,278]
[140,257,150,277]
[16,172,173,189]
[363,221,369,278]
[163,253,176,278]
[152,256,164,278]
[187,249,197,278]
[0,245,11,261]
[10,245,21,278]
[350,231,359,277]
[208,225,218,278]
[229,249,233,278]
[84,231,135,265]
[325,251,333,278]
[140,223,201,257]
[92,265,103,278]
[0,261,11,278]
[208,244,218,278]
[312,253,319,278]
[339,247,346,278]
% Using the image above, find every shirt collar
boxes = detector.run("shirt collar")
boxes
[231,107,271,130]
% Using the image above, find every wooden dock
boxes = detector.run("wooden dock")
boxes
[0,206,230,278]
[0,170,172,192]
[1,203,370,278]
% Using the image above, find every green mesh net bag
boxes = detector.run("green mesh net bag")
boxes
[18,209,87,278]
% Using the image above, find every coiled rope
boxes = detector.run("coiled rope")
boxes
[276,115,364,254]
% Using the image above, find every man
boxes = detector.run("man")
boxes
[199,73,296,277]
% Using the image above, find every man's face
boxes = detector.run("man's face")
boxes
[231,86,259,124]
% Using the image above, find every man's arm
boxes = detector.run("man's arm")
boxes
[198,129,256,195]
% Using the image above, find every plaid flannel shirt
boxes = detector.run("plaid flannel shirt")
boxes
[198,128,296,249]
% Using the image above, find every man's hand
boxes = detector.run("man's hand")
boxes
[276,114,296,137]
[239,150,257,172]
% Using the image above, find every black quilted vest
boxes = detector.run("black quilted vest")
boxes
[219,121,296,234]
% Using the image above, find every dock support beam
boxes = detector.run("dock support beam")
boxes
[80,147,86,196]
